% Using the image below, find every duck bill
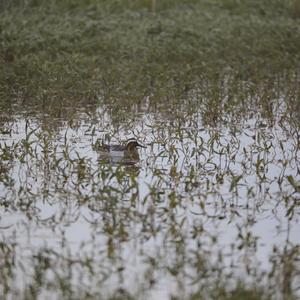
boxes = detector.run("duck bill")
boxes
[137,143,146,148]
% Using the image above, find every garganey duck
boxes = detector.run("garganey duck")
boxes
[96,138,146,164]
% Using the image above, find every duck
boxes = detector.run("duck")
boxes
[96,138,146,163]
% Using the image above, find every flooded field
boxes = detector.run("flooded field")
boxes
[1,80,299,299]
[1,1,300,299]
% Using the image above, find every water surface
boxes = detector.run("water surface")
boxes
[0,91,299,299]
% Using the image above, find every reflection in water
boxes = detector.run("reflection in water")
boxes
[0,94,299,299]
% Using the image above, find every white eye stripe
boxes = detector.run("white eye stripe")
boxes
[126,139,138,146]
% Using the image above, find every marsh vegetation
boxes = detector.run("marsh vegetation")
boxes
[0,0,300,299]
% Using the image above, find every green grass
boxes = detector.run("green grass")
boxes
[1,0,300,111]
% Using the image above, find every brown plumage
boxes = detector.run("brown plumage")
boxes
[97,139,146,161]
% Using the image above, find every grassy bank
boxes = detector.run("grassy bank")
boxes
[1,0,300,108]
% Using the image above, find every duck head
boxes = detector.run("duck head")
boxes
[125,139,147,152]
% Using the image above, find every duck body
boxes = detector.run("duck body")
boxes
[97,139,146,164]
[99,144,128,156]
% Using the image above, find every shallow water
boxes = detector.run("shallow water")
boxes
[0,93,299,299]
